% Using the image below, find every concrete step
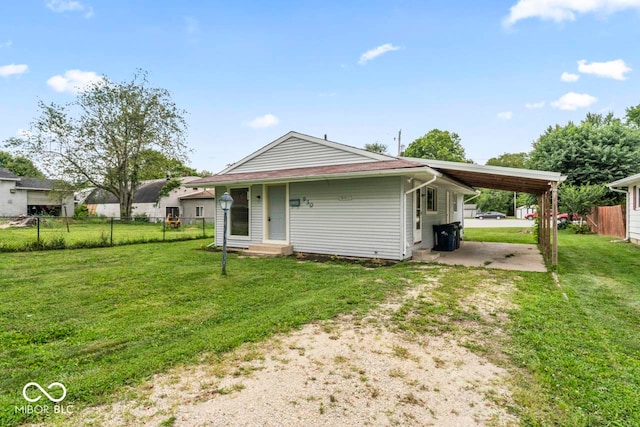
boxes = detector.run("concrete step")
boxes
[411,248,440,262]
[244,243,293,257]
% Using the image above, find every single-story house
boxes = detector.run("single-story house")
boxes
[179,190,216,224]
[0,167,74,217]
[189,131,565,261]
[84,177,214,220]
[607,173,640,244]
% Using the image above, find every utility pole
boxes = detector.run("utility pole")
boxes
[397,129,402,156]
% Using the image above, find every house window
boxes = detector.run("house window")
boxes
[195,206,204,217]
[230,187,250,236]
[453,193,458,212]
[426,187,437,213]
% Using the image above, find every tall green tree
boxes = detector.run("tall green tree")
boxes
[137,149,198,180]
[528,112,640,186]
[486,152,529,169]
[363,143,388,154]
[8,70,188,218]
[0,148,45,177]
[403,129,470,162]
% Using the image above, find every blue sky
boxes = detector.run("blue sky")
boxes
[1,0,640,173]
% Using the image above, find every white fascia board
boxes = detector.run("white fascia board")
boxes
[188,166,440,188]
[401,157,565,182]
[220,131,396,175]
[607,173,640,188]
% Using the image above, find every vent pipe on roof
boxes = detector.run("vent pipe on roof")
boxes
[324,134,327,140]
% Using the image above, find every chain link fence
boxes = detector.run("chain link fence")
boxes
[0,216,215,252]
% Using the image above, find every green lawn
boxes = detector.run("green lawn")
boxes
[508,232,640,425]
[463,226,537,244]
[0,242,418,426]
[0,218,214,252]
[1,231,639,426]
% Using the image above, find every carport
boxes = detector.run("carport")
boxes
[407,158,567,266]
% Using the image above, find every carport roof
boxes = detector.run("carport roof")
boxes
[403,158,566,195]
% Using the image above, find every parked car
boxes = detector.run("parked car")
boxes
[524,212,582,221]
[475,211,506,219]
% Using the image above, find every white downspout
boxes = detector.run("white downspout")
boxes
[608,186,630,241]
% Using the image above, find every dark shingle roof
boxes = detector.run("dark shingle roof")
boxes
[85,179,169,204]
[0,167,19,179]
[16,177,56,190]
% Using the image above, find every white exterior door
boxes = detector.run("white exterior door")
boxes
[413,188,424,243]
[267,185,287,241]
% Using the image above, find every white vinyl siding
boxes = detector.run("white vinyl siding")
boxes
[289,176,402,260]
[27,191,54,205]
[630,182,640,242]
[228,136,376,174]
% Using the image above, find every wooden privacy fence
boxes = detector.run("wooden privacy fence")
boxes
[586,205,626,238]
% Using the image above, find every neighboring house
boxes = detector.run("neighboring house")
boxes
[179,190,215,224]
[516,205,536,219]
[0,167,74,217]
[189,131,564,260]
[463,204,477,218]
[84,177,213,220]
[607,173,640,244]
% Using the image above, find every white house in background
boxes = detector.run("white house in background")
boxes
[84,177,213,220]
[0,167,74,217]
[607,173,640,244]
[189,131,564,260]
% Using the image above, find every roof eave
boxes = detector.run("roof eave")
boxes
[187,166,442,187]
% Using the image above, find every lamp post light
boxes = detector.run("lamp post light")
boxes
[219,192,234,275]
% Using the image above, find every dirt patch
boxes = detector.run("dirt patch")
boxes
[66,279,518,427]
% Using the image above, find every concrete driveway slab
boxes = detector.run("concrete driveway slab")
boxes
[434,241,547,272]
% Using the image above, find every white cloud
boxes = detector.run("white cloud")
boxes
[0,40,12,48]
[551,92,597,110]
[577,59,631,80]
[497,111,513,120]
[561,72,580,82]
[358,43,401,65]
[525,101,546,109]
[248,114,279,129]
[504,0,640,27]
[47,0,94,18]
[0,64,28,77]
[46,69,103,93]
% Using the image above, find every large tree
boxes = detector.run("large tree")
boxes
[528,112,640,186]
[486,152,529,169]
[137,149,198,180]
[363,143,388,154]
[8,70,188,218]
[403,129,469,162]
[0,148,45,177]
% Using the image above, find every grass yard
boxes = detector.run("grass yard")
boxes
[0,242,418,426]
[0,218,214,252]
[1,230,639,426]
[463,226,537,244]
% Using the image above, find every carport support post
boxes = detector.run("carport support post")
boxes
[552,182,558,266]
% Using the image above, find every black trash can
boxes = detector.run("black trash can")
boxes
[433,224,456,251]
[451,221,462,249]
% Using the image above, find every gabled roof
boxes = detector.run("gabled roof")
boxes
[403,158,565,194]
[219,131,395,174]
[607,173,640,188]
[191,159,439,186]
[16,177,56,190]
[0,167,19,180]
[179,190,215,200]
[85,180,168,204]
